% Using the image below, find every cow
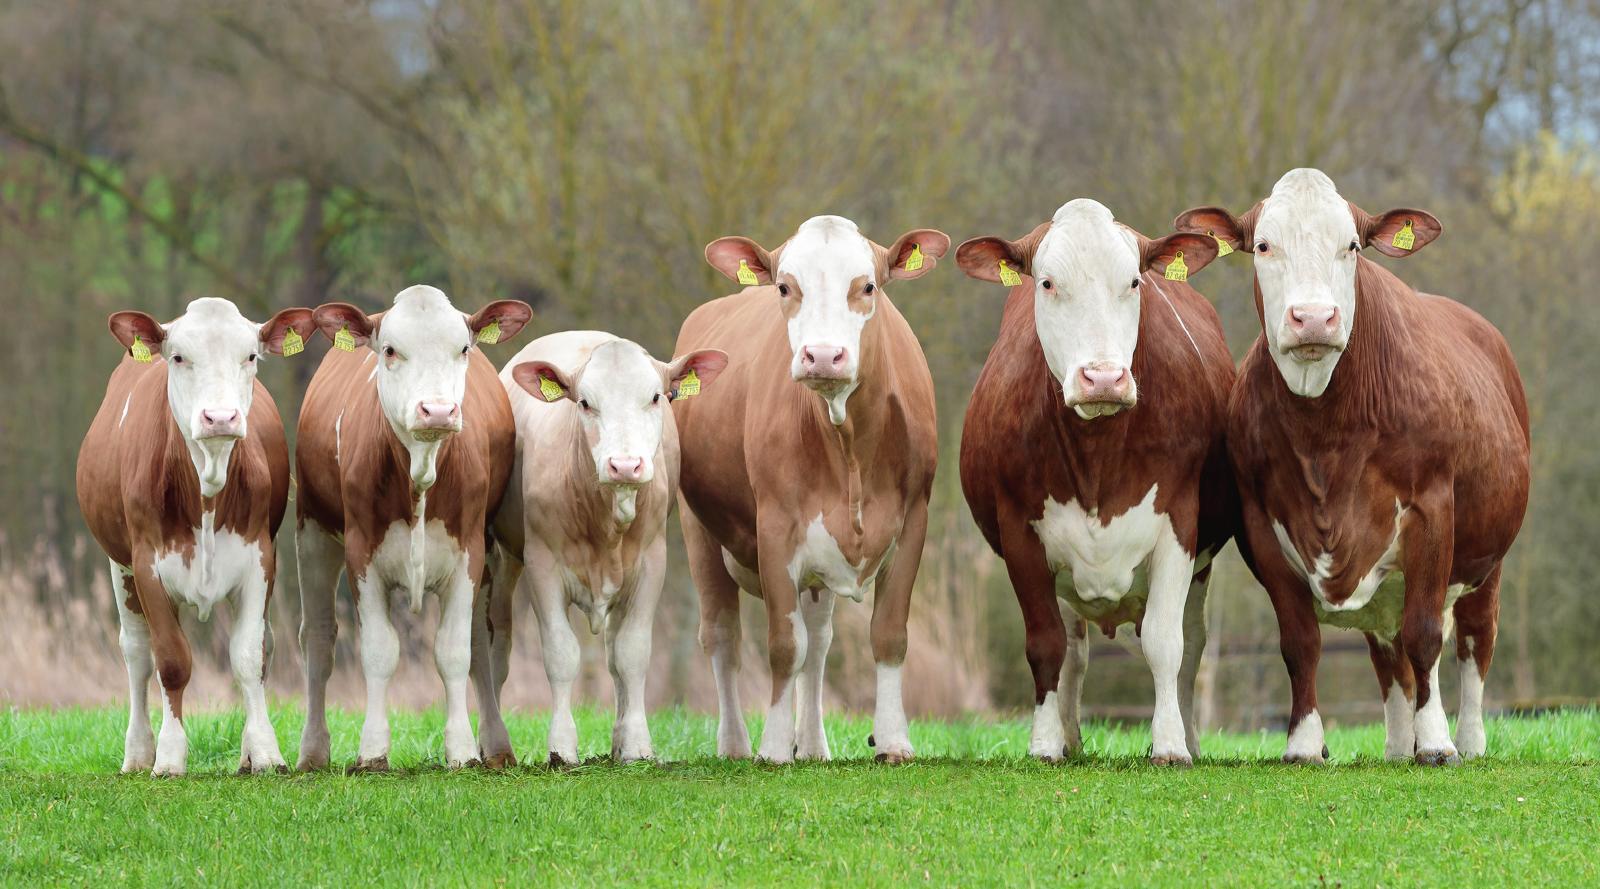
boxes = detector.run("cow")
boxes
[473,332,728,766]
[77,297,315,776]
[293,285,531,771]
[955,199,1236,764]
[673,215,949,763]
[1176,168,1530,764]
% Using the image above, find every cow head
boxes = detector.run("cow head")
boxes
[314,286,532,490]
[957,200,1218,419]
[108,297,315,498]
[1177,168,1440,398]
[512,341,726,523]
[705,216,949,425]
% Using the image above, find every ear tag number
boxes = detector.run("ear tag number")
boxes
[903,244,924,272]
[333,325,356,352]
[1164,251,1189,282]
[476,319,502,345]
[281,328,305,357]
[1209,230,1233,257]
[676,368,702,400]
[736,260,759,286]
[130,335,153,363]
[998,260,1022,286]
[539,376,565,402]
[1391,220,1416,250]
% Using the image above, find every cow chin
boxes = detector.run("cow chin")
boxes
[408,426,458,444]
[1271,347,1342,399]
[1069,399,1133,420]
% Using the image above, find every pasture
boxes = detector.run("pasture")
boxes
[2,707,1595,886]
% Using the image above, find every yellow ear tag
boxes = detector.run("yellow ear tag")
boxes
[676,368,702,399]
[476,319,502,345]
[281,328,305,357]
[333,325,356,352]
[903,244,924,272]
[736,259,759,286]
[130,335,153,363]
[1391,220,1416,251]
[1164,251,1189,282]
[998,260,1022,286]
[1209,230,1233,257]
[538,376,565,402]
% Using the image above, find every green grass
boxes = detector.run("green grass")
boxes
[2,706,1596,886]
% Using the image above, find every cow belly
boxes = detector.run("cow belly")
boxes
[1032,487,1167,622]
[152,528,265,621]
[1311,573,1475,641]
[363,518,468,596]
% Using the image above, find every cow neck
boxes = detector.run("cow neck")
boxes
[806,314,893,543]
[374,409,454,614]
[152,387,240,587]
[559,407,650,539]
[1045,353,1136,518]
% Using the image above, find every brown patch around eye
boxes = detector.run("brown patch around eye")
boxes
[847,275,876,313]
[776,275,802,317]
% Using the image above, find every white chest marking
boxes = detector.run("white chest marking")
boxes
[362,516,467,606]
[152,529,264,621]
[1032,485,1169,603]
[787,514,886,603]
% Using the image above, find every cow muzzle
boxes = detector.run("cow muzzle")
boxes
[795,344,852,385]
[196,408,244,440]
[1067,363,1135,419]
[1281,304,1345,361]
[604,455,648,486]
[410,400,462,441]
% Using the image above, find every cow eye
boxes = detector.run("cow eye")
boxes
[778,283,790,297]
[383,345,396,358]
[864,282,875,295]
[1255,241,1270,254]
[1348,240,1360,253]
[171,354,184,365]
[652,393,661,405]
[248,353,257,363]
[1130,278,1141,290]
[1040,279,1053,291]
[461,345,470,355]
[579,398,590,411]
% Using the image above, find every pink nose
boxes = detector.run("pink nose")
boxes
[1079,366,1131,401]
[416,401,461,428]
[799,344,849,378]
[199,409,242,437]
[1287,304,1341,342]
[606,456,645,483]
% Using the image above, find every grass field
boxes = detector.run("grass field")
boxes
[2,706,1596,886]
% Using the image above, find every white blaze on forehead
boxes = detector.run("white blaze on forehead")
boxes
[1030,200,1143,395]
[161,297,264,497]
[571,339,670,493]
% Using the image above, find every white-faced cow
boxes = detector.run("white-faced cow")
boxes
[77,297,315,775]
[294,285,531,771]
[956,200,1236,764]
[1177,168,1530,764]
[473,331,728,766]
[674,215,948,763]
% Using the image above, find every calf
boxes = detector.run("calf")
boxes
[77,297,314,775]
[675,215,949,763]
[956,200,1236,764]
[475,332,727,766]
[1177,168,1530,763]
[294,285,531,771]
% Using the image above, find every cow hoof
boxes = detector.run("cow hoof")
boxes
[296,752,330,773]
[1281,752,1327,765]
[1032,750,1065,764]
[347,756,390,774]
[547,752,577,769]
[481,751,518,770]
[874,750,914,765]
[1415,749,1461,767]
[1150,753,1193,768]
[446,757,481,770]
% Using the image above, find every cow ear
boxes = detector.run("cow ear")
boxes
[108,311,166,356]
[258,308,316,356]
[705,237,775,286]
[664,349,729,400]
[512,360,576,403]
[1174,206,1249,253]
[956,236,1029,284]
[312,302,375,348]
[1362,208,1442,258]
[1142,232,1221,278]
[877,229,951,282]
[467,300,534,345]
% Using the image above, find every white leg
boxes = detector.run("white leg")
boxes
[152,683,189,777]
[1383,679,1417,761]
[1456,653,1487,759]
[1285,710,1326,762]
[1414,655,1459,764]
[355,576,399,769]
[435,562,479,768]
[706,598,751,758]
[794,590,836,761]
[112,561,155,773]
[872,662,912,762]
[471,548,518,767]
[756,606,805,764]
[1177,571,1210,760]
[1141,535,1193,765]
[1056,609,1089,757]
[1030,690,1066,761]
[606,543,664,763]
[230,568,286,773]
[529,561,581,765]
[295,522,343,770]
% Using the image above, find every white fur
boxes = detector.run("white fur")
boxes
[111,560,155,773]
[788,514,877,603]
[117,394,131,429]
[758,608,806,764]
[156,298,269,497]
[1272,501,1407,616]
[1030,690,1066,760]
[776,216,878,424]
[872,662,912,760]
[1383,681,1416,761]
[371,286,475,491]
[795,589,836,760]
[153,684,188,776]
[1285,709,1325,762]
[1413,655,1458,762]
[151,527,264,623]
[1456,643,1487,759]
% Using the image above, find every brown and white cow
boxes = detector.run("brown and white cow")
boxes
[474,331,728,766]
[674,215,948,763]
[956,200,1236,764]
[1177,168,1530,763]
[294,285,531,771]
[77,297,315,775]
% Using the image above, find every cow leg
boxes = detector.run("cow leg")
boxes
[682,499,751,758]
[1366,633,1416,761]
[435,561,479,768]
[1453,566,1500,760]
[1143,534,1195,766]
[471,543,520,768]
[295,520,343,771]
[1243,503,1326,764]
[1055,609,1089,757]
[1177,562,1212,761]
[795,587,836,761]
[133,556,192,777]
[111,560,155,773]
[999,511,1067,762]
[353,570,399,771]
[1400,488,1458,766]
[230,558,286,773]
[607,538,664,763]
[528,555,581,766]
[869,497,929,765]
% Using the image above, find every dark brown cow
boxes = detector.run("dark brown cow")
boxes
[77,297,314,776]
[293,285,531,771]
[675,214,948,763]
[957,199,1236,764]
[1177,168,1530,764]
